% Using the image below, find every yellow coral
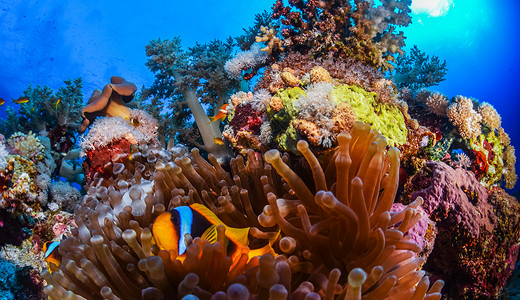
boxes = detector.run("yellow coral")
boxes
[309,66,332,84]
[280,71,300,87]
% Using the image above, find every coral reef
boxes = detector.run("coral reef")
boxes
[42,119,443,299]
[403,161,520,298]
[0,258,44,299]
[142,38,239,158]
[223,60,409,154]
[0,78,83,139]
[269,0,412,71]
[402,89,517,190]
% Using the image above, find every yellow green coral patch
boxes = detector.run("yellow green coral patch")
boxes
[470,131,504,186]
[331,84,407,146]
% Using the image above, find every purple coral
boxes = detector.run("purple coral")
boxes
[407,161,520,298]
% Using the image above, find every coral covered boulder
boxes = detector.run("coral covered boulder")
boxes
[405,161,520,299]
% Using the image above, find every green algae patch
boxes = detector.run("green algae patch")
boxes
[331,84,407,146]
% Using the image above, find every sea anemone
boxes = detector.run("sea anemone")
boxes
[43,121,443,299]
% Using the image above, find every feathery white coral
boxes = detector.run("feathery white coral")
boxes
[425,92,449,116]
[49,181,81,212]
[0,140,8,170]
[295,82,338,147]
[447,96,482,139]
[224,44,267,79]
[478,102,501,130]
[80,109,158,155]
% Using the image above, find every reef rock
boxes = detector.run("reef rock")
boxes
[406,161,520,299]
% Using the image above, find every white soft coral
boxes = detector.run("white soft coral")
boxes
[80,109,158,155]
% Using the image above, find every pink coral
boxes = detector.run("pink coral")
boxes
[407,161,520,298]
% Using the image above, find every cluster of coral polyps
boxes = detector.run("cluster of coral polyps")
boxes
[401,88,517,189]
[0,132,55,213]
[43,120,443,299]
[223,54,410,154]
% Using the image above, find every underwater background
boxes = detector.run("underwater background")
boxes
[1,0,519,193]
[0,0,519,299]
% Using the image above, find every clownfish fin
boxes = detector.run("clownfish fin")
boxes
[191,203,250,247]
[247,243,277,260]
[223,226,250,247]
[200,224,218,244]
[190,203,225,227]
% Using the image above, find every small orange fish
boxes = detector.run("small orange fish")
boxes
[208,104,229,123]
[213,137,224,145]
[43,241,61,272]
[55,98,61,109]
[13,96,29,104]
[0,98,5,106]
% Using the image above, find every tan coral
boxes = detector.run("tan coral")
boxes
[497,127,511,147]
[503,145,517,189]
[447,96,482,139]
[331,102,357,134]
[309,66,332,84]
[255,26,284,55]
[478,102,501,130]
[269,96,284,112]
[292,119,322,146]
[79,76,137,133]
[425,92,449,116]
[280,71,300,87]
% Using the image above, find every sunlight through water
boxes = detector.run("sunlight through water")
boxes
[411,0,453,17]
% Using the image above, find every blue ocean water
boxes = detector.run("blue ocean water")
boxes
[0,0,519,193]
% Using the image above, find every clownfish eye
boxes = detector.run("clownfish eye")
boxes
[171,215,180,225]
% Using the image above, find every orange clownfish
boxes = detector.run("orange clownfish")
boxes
[152,203,277,262]
[43,241,62,272]
[12,96,29,104]
[208,104,229,124]
[55,98,61,109]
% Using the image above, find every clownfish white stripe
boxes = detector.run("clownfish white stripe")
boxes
[174,206,193,255]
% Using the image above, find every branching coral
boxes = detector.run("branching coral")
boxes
[269,0,412,71]
[0,78,84,138]
[393,45,448,90]
[143,37,239,158]
[43,121,443,299]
